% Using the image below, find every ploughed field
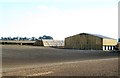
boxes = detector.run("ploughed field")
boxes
[2,45,119,76]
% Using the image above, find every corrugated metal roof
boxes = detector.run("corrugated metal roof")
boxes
[80,33,115,39]
[35,39,64,46]
[42,40,64,46]
[92,34,114,39]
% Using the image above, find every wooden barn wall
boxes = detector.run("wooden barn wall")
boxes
[65,34,102,50]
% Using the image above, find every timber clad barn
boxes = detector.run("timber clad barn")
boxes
[65,33,117,50]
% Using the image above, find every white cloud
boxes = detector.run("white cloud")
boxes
[36,5,59,13]
[37,5,49,10]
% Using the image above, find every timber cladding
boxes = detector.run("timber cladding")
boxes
[65,33,103,50]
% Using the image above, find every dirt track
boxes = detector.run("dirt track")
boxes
[2,45,119,76]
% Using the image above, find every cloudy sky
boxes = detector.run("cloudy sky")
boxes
[0,0,119,40]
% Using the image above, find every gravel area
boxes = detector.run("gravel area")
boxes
[1,45,119,76]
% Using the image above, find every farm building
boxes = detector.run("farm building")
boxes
[116,42,120,51]
[34,39,64,47]
[65,33,117,50]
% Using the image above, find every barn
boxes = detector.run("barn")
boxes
[34,39,64,47]
[65,33,117,50]
[116,42,120,51]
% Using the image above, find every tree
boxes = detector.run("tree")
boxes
[38,36,43,40]
[42,35,53,39]
[38,35,53,40]
[1,37,3,40]
[31,37,36,41]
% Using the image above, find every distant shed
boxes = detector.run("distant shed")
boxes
[34,39,64,47]
[65,33,117,50]
[116,42,120,51]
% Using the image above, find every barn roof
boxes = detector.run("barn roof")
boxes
[35,39,64,46]
[79,33,116,39]
[91,34,114,39]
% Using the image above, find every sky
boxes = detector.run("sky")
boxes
[0,0,119,40]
